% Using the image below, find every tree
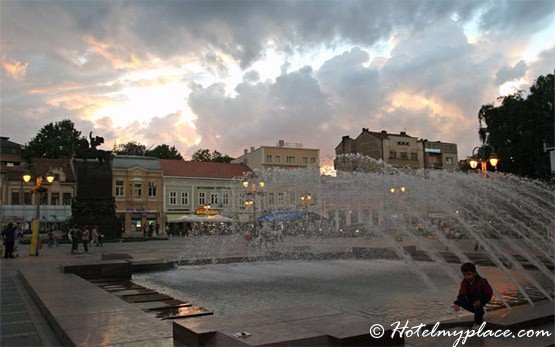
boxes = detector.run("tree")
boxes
[113,142,147,156]
[23,119,82,161]
[191,149,234,163]
[478,73,554,180]
[146,144,183,160]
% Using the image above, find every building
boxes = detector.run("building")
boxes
[160,160,251,230]
[111,156,163,236]
[1,158,75,225]
[231,140,320,170]
[334,129,458,172]
[422,140,459,170]
[0,136,24,168]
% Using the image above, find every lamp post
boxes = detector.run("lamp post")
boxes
[385,187,406,231]
[242,174,265,237]
[22,166,55,256]
[300,193,312,231]
[468,145,500,174]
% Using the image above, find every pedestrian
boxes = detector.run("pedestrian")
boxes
[452,262,493,328]
[97,231,104,247]
[155,224,160,237]
[81,226,90,253]
[2,223,17,258]
[68,225,81,254]
[92,226,99,246]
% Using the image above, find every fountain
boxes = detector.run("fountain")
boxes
[134,157,554,333]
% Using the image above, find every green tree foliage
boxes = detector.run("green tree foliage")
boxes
[23,119,82,161]
[478,74,554,180]
[191,148,234,162]
[145,144,183,160]
[113,142,147,156]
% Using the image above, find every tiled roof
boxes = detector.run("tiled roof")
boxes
[33,158,76,182]
[112,155,161,170]
[160,159,251,179]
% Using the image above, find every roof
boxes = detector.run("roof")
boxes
[0,136,23,155]
[112,155,161,170]
[1,158,76,182]
[160,159,251,179]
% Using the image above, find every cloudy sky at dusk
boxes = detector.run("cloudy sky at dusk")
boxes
[1,0,554,168]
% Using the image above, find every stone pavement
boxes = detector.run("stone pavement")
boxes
[1,259,61,346]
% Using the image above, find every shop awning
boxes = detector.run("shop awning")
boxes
[258,211,305,222]
[167,214,235,223]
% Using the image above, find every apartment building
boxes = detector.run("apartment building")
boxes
[231,140,320,170]
[335,128,457,172]
[112,155,163,236]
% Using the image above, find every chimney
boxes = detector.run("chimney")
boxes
[381,130,387,134]
[278,140,285,147]
[400,131,407,136]
[244,149,248,155]
[250,146,255,152]
[342,135,350,141]
[362,128,368,132]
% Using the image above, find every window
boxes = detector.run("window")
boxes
[290,194,296,205]
[310,157,316,164]
[303,157,308,165]
[63,193,72,205]
[266,155,272,163]
[10,191,20,205]
[210,193,219,204]
[400,152,408,160]
[411,153,418,160]
[115,181,124,196]
[133,183,142,197]
[446,157,453,165]
[397,141,410,146]
[268,193,275,205]
[148,181,157,197]
[51,193,60,205]
[389,151,397,159]
[180,192,189,205]
[170,191,177,205]
[198,192,206,205]
[41,193,48,205]
[222,193,229,205]
[278,192,284,205]
[286,156,295,164]
[275,156,281,163]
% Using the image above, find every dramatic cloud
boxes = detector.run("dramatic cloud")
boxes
[1,0,553,165]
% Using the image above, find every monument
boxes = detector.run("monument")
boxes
[70,132,122,238]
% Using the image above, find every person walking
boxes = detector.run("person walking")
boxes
[2,223,17,258]
[69,225,81,254]
[81,226,90,253]
[92,226,99,246]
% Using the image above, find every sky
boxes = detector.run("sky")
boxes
[1,0,554,170]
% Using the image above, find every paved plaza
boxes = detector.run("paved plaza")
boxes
[1,235,553,346]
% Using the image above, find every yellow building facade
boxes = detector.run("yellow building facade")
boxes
[112,156,163,237]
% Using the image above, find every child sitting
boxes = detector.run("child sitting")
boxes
[453,262,493,328]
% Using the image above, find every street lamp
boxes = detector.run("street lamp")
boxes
[469,144,500,174]
[300,193,312,231]
[385,187,407,230]
[22,166,55,256]
[242,174,265,237]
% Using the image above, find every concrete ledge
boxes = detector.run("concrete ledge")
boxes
[18,267,173,346]
[173,306,403,346]
[128,258,175,272]
[62,260,132,279]
[101,253,133,260]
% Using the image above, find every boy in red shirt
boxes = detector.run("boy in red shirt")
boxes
[453,262,493,327]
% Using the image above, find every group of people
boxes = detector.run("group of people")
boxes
[243,223,284,250]
[68,225,104,254]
